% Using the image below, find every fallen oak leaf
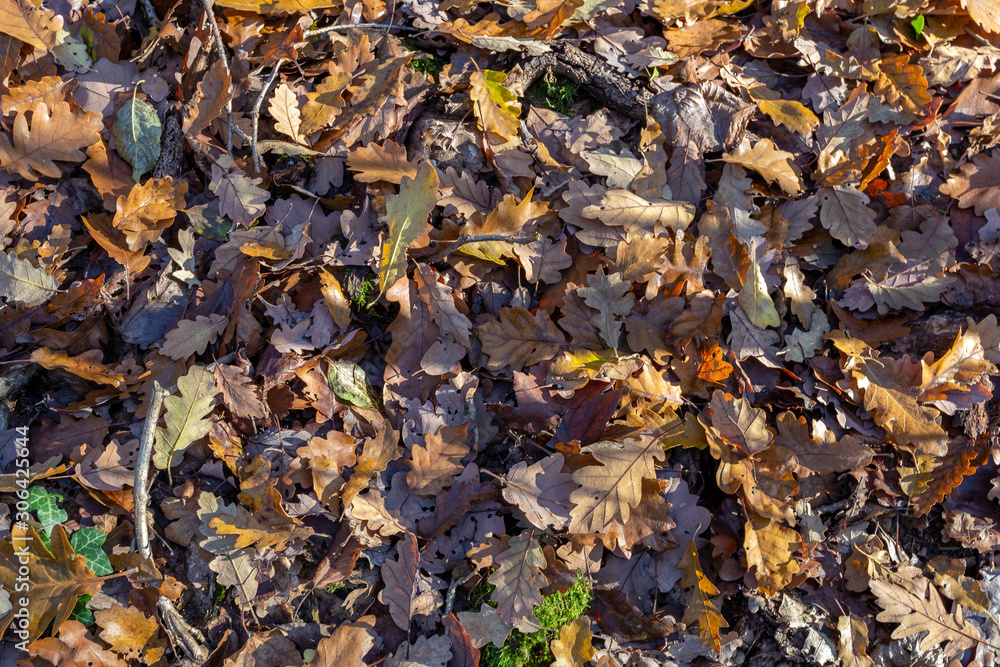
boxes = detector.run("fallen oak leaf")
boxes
[489,531,547,628]
[871,575,985,657]
[379,533,445,630]
[0,101,102,181]
[159,314,229,361]
[0,523,102,644]
[476,306,567,372]
[568,437,666,535]
[723,138,802,195]
[95,604,168,666]
[550,615,595,667]
[153,365,219,471]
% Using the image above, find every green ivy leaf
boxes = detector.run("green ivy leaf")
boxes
[25,486,67,536]
[70,527,113,576]
[69,595,94,626]
[327,359,379,409]
[112,96,162,181]
[911,14,925,37]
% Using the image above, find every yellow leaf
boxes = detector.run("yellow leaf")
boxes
[919,328,996,398]
[470,70,521,143]
[238,241,292,260]
[377,163,439,296]
[828,331,949,457]
[744,512,800,593]
[723,138,802,195]
[95,604,168,665]
[551,616,595,667]
[213,0,339,14]
[460,189,544,263]
[679,541,728,652]
[741,81,819,136]
[738,257,780,329]
[874,55,931,116]
[30,348,126,389]
[113,177,186,251]
[319,269,354,330]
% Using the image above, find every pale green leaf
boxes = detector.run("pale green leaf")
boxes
[153,365,219,471]
[112,96,161,181]
[0,250,58,306]
[377,162,439,297]
[738,260,780,329]
[327,359,379,409]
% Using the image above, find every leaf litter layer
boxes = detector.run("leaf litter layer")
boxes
[2,0,1000,666]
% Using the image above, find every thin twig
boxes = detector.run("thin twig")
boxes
[200,0,235,154]
[250,60,284,172]
[429,233,538,263]
[134,381,166,559]
[304,22,419,38]
[132,381,210,662]
[444,569,477,617]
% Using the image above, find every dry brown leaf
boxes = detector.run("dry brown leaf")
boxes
[0,524,101,644]
[30,347,126,389]
[379,533,444,630]
[941,152,1000,215]
[743,512,800,593]
[502,453,575,530]
[489,531,547,628]
[577,269,634,349]
[569,438,666,535]
[347,140,419,184]
[95,604,168,666]
[723,138,802,195]
[0,101,102,181]
[550,615,595,667]
[113,178,186,251]
[312,619,376,667]
[406,425,470,496]
[160,314,229,361]
[0,0,62,50]
[477,306,566,372]
[679,540,728,652]
[214,363,268,419]
[871,575,983,657]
